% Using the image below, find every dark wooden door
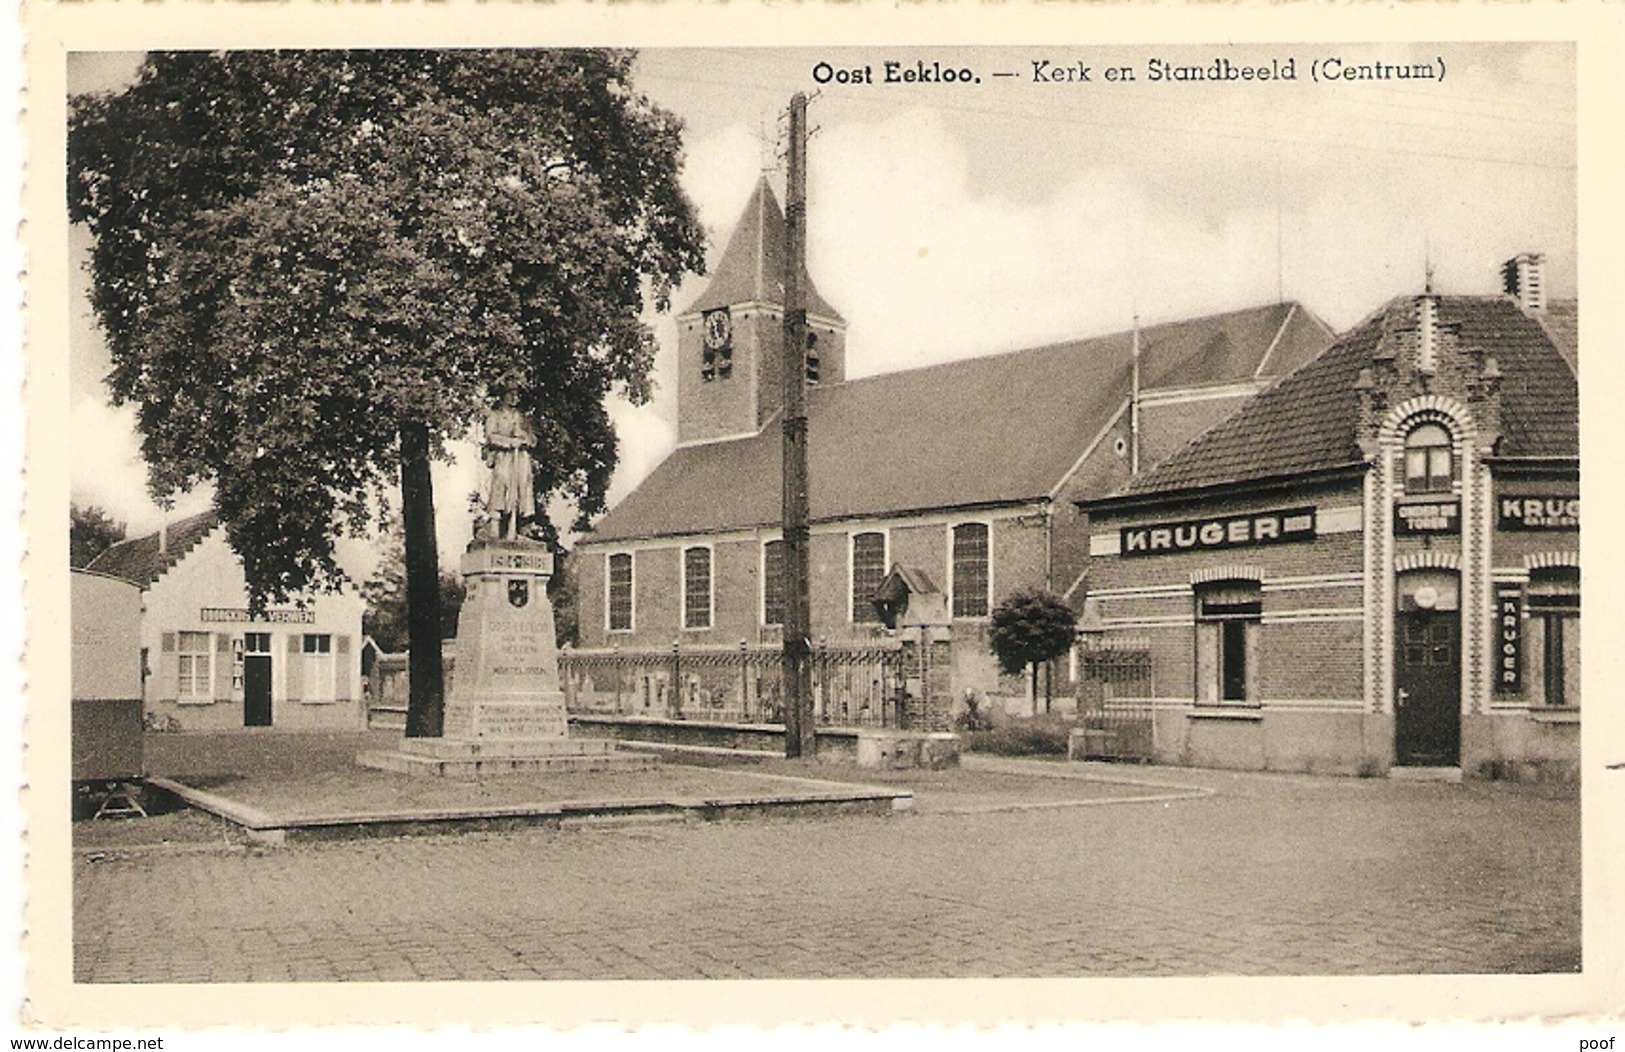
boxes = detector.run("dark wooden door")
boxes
[1395,610,1459,765]
[243,654,272,727]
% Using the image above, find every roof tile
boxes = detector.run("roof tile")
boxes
[588,302,1332,542]
[85,510,219,588]
[1118,296,1577,499]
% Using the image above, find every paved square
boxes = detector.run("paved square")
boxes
[69,757,1579,982]
[72,758,1579,981]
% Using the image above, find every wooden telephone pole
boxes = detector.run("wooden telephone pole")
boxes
[781,92,816,758]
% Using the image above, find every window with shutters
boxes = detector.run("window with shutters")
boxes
[176,631,212,701]
[951,522,990,618]
[1194,580,1261,706]
[683,546,713,630]
[1529,567,1579,708]
[762,540,786,626]
[302,633,335,703]
[607,553,634,632]
[851,532,886,623]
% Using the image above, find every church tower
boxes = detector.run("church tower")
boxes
[675,177,847,446]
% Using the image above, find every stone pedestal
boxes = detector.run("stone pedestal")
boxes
[856,730,961,770]
[359,541,652,779]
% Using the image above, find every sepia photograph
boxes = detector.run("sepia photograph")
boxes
[17,17,1616,1032]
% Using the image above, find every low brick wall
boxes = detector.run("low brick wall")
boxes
[569,713,861,759]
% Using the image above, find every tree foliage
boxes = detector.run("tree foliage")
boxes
[988,589,1078,705]
[70,503,128,568]
[361,534,577,652]
[68,49,707,606]
[358,523,465,651]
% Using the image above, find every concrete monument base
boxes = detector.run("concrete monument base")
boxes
[359,540,653,780]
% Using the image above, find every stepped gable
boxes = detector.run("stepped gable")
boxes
[1118,295,1578,499]
[589,301,1329,543]
[682,177,844,323]
[85,510,219,588]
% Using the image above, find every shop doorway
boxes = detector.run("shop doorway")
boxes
[243,632,272,727]
[1395,572,1461,766]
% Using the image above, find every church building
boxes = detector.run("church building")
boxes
[1080,255,1578,781]
[570,178,1338,711]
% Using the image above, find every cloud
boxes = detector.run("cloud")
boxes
[68,395,209,535]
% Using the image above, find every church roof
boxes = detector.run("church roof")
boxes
[681,177,844,323]
[85,510,219,588]
[1108,295,1578,501]
[586,301,1334,543]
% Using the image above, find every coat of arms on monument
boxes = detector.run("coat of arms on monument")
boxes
[508,579,529,609]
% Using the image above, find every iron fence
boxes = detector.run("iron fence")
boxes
[561,641,906,728]
[1074,635,1156,761]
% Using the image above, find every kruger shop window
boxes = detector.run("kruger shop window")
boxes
[1529,566,1579,708]
[1195,580,1261,705]
[1404,423,1455,495]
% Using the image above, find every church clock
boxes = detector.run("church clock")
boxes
[703,307,733,351]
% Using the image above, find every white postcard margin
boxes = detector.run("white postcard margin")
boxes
[12,0,1625,1033]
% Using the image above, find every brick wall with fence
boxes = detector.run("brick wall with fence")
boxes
[561,639,955,730]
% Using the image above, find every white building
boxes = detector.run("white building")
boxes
[86,512,366,732]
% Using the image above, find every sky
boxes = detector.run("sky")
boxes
[66,43,1576,576]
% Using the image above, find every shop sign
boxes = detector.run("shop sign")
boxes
[1495,583,1522,693]
[200,606,315,623]
[1394,500,1459,535]
[1498,495,1579,531]
[1120,506,1315,558]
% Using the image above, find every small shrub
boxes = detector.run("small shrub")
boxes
[143,711,182,733]
[962,715,1075,756]
[954,693,993,733]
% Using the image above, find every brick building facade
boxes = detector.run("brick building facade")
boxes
[572,177,1336,715]
[1081,256,1578,781]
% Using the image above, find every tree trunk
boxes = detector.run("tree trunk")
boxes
[1031,661,1039,716]
[400,419,445,738]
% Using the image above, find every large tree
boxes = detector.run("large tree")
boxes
[69,50,705,736]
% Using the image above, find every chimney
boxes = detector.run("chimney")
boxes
[1501,252,1546,313]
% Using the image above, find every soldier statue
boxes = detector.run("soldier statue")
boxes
[481,384,537,541]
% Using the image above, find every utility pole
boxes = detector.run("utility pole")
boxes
[1129,314,1141,476]
[780,92,816,759]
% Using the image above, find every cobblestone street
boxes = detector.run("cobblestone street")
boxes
[72,761,1580,982]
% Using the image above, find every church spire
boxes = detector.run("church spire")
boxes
[674,177,847,446]
[682,177,843,324]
